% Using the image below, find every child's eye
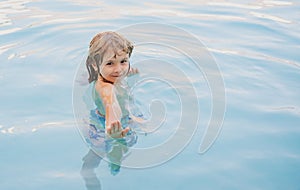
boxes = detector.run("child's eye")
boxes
[121,59,128,64]
[106,62,113,65]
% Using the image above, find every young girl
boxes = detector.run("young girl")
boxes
[86,31,139,139]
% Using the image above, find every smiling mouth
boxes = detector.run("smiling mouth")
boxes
[111,75,120,77]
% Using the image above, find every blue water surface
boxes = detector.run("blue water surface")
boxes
[1,0,300,190]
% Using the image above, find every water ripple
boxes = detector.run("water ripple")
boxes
[250,11,292,24]
[0,0,299,189]
[0,120,76,135]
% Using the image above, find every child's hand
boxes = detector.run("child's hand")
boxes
[106,121,130,138]
[127,67,139,76]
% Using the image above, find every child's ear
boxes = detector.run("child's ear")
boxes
[92,63,98,71]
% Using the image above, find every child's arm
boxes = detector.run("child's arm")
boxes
[95,83,129,138]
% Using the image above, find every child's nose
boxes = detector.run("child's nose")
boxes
[114,64,122,73]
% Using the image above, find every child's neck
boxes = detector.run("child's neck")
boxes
[99,75,114,84]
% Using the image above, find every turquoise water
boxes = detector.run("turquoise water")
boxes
[1,0,300,189]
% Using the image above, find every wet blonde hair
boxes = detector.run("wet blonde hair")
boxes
[86,31,134,83]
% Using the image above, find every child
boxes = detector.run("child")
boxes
[86,31,139,139]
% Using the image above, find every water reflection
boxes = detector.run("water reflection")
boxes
[80,139,132,190]
[81,150,102,190]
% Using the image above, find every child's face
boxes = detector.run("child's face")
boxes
[99,49,129,83]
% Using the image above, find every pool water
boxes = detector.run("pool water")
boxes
[1,0,300,189]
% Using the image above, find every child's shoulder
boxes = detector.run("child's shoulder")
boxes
[94,81,114,98]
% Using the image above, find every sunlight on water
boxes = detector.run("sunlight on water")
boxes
[0,0,299,189]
